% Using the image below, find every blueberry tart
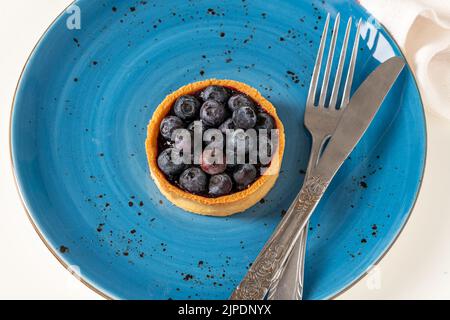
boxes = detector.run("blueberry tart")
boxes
[145,79,285,216]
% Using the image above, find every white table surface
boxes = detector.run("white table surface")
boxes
[1,0,449,300]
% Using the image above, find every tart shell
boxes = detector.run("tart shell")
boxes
[145,79,285,216]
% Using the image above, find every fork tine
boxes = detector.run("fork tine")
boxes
[307,13,330,107]
[340,18,361,108]
[329,17,352,109]
[318,13,340,107]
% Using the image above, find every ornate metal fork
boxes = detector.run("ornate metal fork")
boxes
[268,13,361,300]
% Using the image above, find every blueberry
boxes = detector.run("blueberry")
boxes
[232,106,257,129]
[188,120,208,135]
[160,116,184,140]
[173,129,192,151]
[228,94,255,112]
[203,129,225,156]
[227,128,257,155]
[200,86,230,103]
[255,112,275,131]
[218,118,235,134]
[179,167,208,194]
[258,135,274,165]
[200,100,227,127]
[209,174,233,196]
[233,164,258,188]
[174,95,201,121]
[225,154,238,170]
[157,148,186,176]
[200,148,227,175]
[187,121,196,132]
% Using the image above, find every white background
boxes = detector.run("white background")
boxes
[1,0,449,299]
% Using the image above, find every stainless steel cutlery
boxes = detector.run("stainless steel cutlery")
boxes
[230,47,405,300]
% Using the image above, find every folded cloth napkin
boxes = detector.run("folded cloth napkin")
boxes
[360,0,450,120]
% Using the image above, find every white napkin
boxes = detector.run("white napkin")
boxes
[360,0,450,120]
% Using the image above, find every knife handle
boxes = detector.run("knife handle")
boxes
[230,175,329,300]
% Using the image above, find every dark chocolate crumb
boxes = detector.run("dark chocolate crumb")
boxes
[59,246,69,254]
[183,274,194,281]
[97,223,105,232]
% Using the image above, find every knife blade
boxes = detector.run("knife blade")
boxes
[314,56,405,181]
[230,56,405,300]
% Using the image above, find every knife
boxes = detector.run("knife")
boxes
[230,56,405,300]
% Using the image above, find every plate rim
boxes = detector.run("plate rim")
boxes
[8,0,428,300]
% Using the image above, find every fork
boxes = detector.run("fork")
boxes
[268,13,361,300]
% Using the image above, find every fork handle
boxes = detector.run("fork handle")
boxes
[268,134,328,299]
[267,227,308,299]
[230,174,329,300]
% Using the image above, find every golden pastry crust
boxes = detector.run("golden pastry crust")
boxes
[145,79,285,216]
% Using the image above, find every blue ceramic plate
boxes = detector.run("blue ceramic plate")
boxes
[11,0,426,299]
